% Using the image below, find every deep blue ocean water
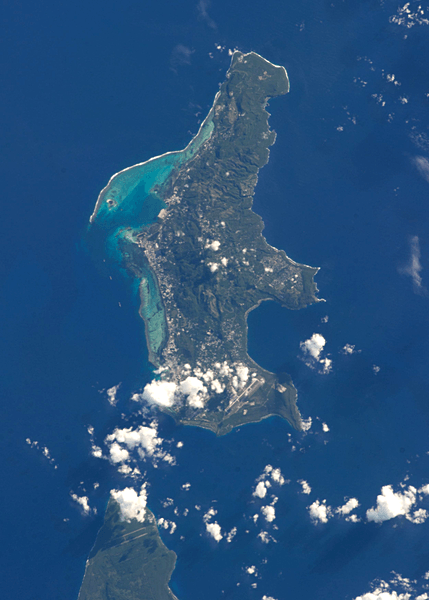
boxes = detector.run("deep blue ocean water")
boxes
[2,1,429,599]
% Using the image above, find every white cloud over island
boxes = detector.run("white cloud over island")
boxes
[110,485,148,523]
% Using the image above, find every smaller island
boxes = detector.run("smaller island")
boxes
[78,499,178,600]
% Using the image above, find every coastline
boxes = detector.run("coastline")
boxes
[89,51,289,225]
[89,87,221,224]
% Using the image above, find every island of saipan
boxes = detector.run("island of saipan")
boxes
[89,51,320,436]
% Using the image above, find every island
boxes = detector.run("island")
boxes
[78,500,178,600]
[88,51,320,436]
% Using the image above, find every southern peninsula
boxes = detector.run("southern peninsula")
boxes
[89,51,321,435]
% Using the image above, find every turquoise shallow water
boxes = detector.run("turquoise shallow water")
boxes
[87,106,214,365]
[91,116,214,231]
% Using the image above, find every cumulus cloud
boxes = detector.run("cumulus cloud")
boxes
[108,442,130,464]
[158,517,177,534]
[366,484,429,524]
[71,493,95,515]
[301,417,312,432]
[206,239,221,251]
[298,480,312,494]
[226,527,237,542]
[398,236,427,295]
[179,376,207,408]
[300,333,326,360]
[106,425,160,457]
[261,505,276,522]
[341,344,357,355]
[353,570,429,600]
[141,380,177,407]
[258,531,277,544]
[26,438,58,468]
[308,500,332,524]
[106,383,120,406]
[336,497,360,517]
[300,334,332,373]
[253,466,286,501]
[203,506,223,541]
[206,521,223,541]
[110,485,148,523]
[104,422,175,469]
[254,481,268,498]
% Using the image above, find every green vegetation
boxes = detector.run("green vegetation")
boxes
[95,51,321,435]
[78,500,177,600]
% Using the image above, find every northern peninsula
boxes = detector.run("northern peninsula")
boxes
[78,500,178,600]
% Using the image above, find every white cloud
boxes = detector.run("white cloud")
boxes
[71,493,94,515]
[300,333,326,360]
[322,422,330,432]
[106,425,160,456]
[226,527,237,542]
[206,521,223,542]
[211,379,224,394]
[261,505,276,522]
[179,376,207,408]
[399,236,427,294]
[208,262,219,273]
[390,4,429,28]
[203,507,217,523]
[366,484,427,523]
[408,509,428,524]
[182,482,191,491]
[254,481,268,498]
[298,480,312,495]
[104,422,175,469]
[246,565,257,575]
[206,240,221,251]
[353,570,429,600]
[308,500,332,524]
[354,590,411,599]
[158,517,177,534]
[257,531,277,544]
[141,380,177,407]
[262,596,278,600]
[270,468,285,485]
[301,417,312,432]
[108,442,130,464]
[91,445,103,459]
[300,334,332,373]
[110,485,148,523]
[341,344,356,355]
[26,438,57,468]
[336,497,360,516]
[106,383,120,406]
